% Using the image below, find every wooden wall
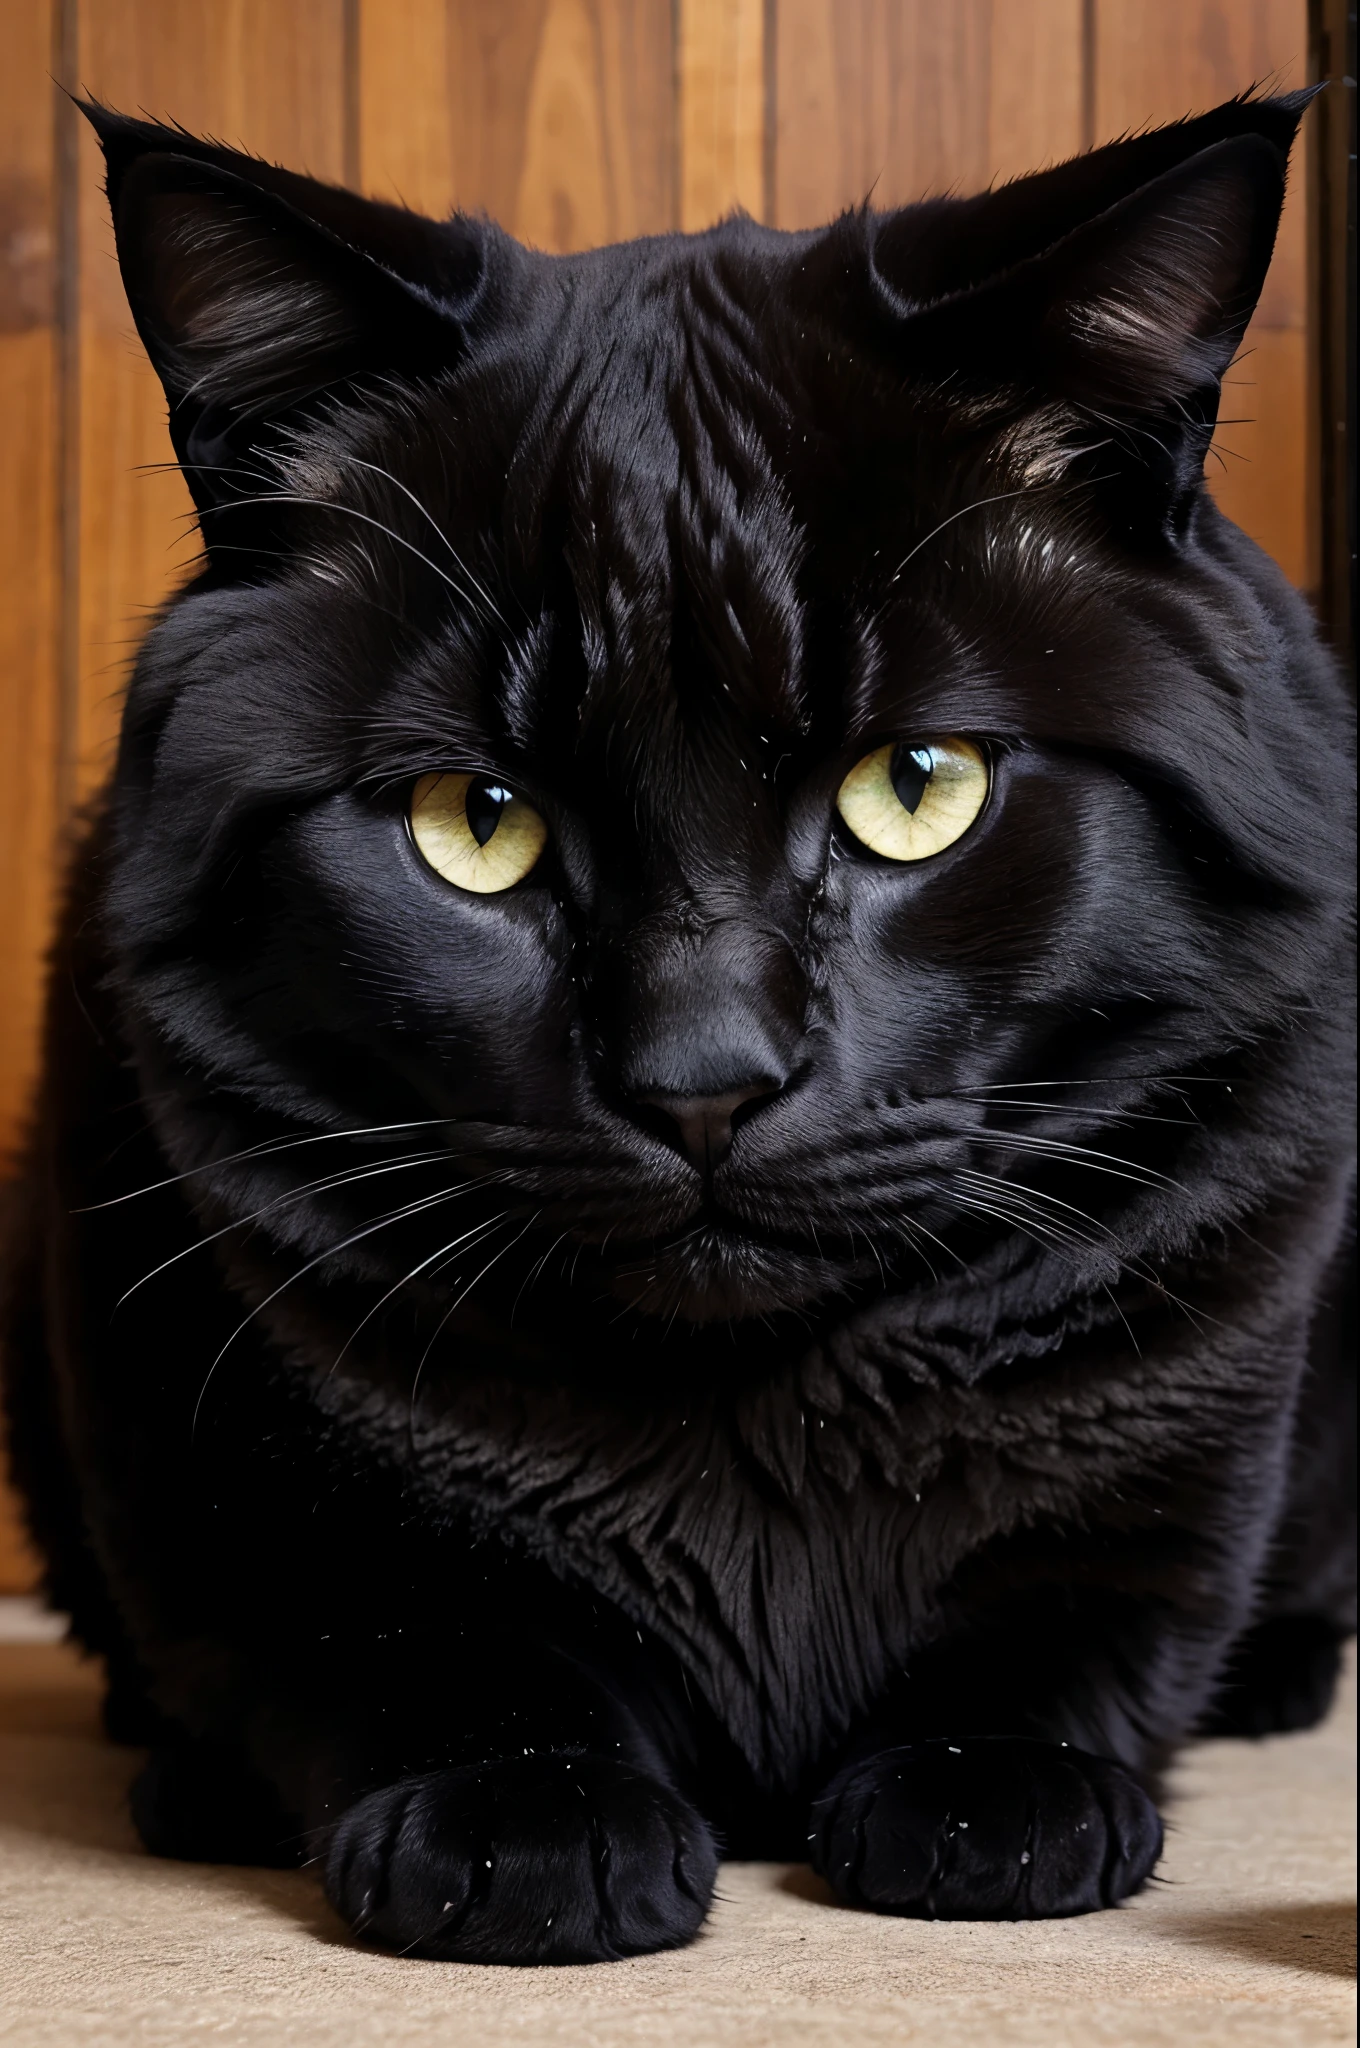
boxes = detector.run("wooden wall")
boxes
[0,0,1313,1590]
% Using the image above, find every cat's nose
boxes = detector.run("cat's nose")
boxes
[635,1082,780,1174]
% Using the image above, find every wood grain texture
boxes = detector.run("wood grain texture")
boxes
[1092,0,1312,580]
[359,0,676,247]
[773,0,986,226]
[67,0,349,806]
[772,0,1083,229]
[357,0,457,216]
[987,0,1084,184]
[0,0,59,1592]
[0,0,60,1177]
[678,0,764,228]
[1209,326,1309,585]
[0,326,59,1164]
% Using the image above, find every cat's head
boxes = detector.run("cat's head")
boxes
[91,95,1353,1337]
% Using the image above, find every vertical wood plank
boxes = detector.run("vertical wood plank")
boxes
[0,0,60,1592]
[66,0,349,806]
[890,0,994,200]
[784,0,978,220]
[358,0,457,216]
[443,1,563,227]
[1092,0,1311,581]
[358,1,677,248]
[677,0,764,228]
[3,1,349,1596]
[0,0,60,1173]
[514,0,676,245]
[988,0,1085,183]
[1209,326,1308,583]
[772,0,1081,229]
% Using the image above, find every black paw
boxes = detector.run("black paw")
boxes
[325,1752,718,1963]
[1200,1615,1346,1737]
[811,1738,1162,1919]
[131,1741,302,1867]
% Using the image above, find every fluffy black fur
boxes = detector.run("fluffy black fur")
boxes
[3,92,1354,1964]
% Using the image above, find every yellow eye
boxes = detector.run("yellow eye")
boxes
[836,737,989,861]
[409,772,547,894]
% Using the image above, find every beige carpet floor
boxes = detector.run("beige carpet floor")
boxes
[0,1610,1353,2047]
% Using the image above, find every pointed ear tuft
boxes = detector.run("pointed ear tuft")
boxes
[83,105,488,516]
[869,89,1313,307]
[897,133,1294,539]
[1035,136,1286,410]
[119,155,401,415]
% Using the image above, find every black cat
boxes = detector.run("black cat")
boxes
[3,92,1353,1965]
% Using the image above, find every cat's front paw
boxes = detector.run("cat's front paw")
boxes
[811,1737,1161,1918]
[325,1752,718,1963]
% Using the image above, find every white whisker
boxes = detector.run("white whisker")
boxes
[190,1184,500,1440]
[116,1152,462,1306]
[337,455,510,629]
[79,1118,454,1210]
[408,1215,538,1423]
[329,1203,518,1381]
[973,1129,1186,1194]
[206,492,495,623]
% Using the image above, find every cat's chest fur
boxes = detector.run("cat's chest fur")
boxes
[289,1279,1282,1786]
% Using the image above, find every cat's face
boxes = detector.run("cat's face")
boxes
[96,100,1351,1333]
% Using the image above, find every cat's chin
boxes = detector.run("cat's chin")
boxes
[602,1224,855,1325]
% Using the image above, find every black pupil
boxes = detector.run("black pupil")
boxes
[890,745,934,815]
[465,780,512,847]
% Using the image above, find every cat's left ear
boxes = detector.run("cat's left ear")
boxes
[84,104,488,516]
[891,134,1292,540]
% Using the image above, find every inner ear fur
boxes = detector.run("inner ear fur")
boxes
[85,104,485,514]
[903,135,1288,404]
[870,88,1311,307]
[1041,137,1283,406]
[113,154,472,422]
[894,134,1292,534]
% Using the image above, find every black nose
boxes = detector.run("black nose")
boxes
[636,1082,780,1174]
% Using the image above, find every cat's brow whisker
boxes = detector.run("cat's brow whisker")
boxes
[199,541,415,632]
[201,492,496,623]
[868,472,1090,638]
[336,455,510,630]
[884,487,1033,586]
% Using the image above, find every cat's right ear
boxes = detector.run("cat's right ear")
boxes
[84,104,487,516]
[880,132,1296,544]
